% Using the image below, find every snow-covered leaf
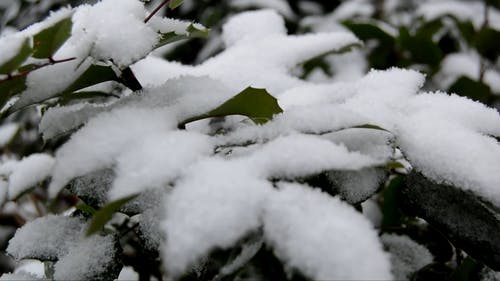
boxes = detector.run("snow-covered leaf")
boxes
[0,38,32,75]
[263,182,393,280]
[400,172,500,270]
[7,215,86,261]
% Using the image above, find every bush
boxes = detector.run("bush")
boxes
[0,0,499,280]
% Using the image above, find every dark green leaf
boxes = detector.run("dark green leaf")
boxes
[351,123,390,132]
[381,175,406,228]
[343,21,395,45]
[64,64,118,94]
[400,171,500,270]
[475,27,500,61]
[75,202,97,216]
[0,76,27,111]
[168,0,183,9]
[86,194,138,236]
[181,87,283,127]
[156,23,209,48]
[32,17,72,59]
[449,257,482,281]
[448,76,492,103]
[398,27,443,67]
[0,38,32,74]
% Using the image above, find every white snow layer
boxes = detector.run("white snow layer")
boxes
[7,215,85,260]
[263,182,393,280]
[162,158,272,276]
[0,123,19,147]
[0,154,55,200]
[53,235,117,280]
[381,234,433,280]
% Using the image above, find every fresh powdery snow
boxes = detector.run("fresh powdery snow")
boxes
[0,154,55,200]
[263,182,393,280]
[162,158,272,276]
[381,234,433,280]
[5,3,500,280]
[109,131,212,200]
[7,215,86,261]
[53,235,118,280]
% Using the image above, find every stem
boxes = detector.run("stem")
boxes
[0,57,76,84]
[144,0,170,23]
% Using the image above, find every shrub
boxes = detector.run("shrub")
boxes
[0,0,499,280]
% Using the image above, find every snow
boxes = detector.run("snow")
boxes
[110,131,212,200]
[263,182,393,280]
[0,123,18,147]
[117,267,139,281]
[328,168,386,204]
[71,0,157,67]
[48,107,177,197]
[138,206,164,251]
[162,158,272,276]
[222,9,286,47]
[133,10,361,95]
[248,134,379,179]
[54,235,118,280]
[229,0,296,20]
[417,1,500,30]
[69,169,114,208]
[7,215,85,261]
[381,234,433,280]
[0,35,26,69]
[0,272,39,281]
[0,154,55,200]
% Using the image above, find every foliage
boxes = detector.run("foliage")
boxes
[0,1,499,281]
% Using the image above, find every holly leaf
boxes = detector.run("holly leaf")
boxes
[180,87,283,127]
[156,23,209,48]
[64,64,118,94]
[86,194,138,236]
[32,17,72,59]
[400,172,500,270]
[0,76,27,112]
[168,0,183,9]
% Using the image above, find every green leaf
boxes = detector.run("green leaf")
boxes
[351,123,390,132]
[0,38,32,75]
[32,17,72,59]
[342,21,395,44]
[400,172,500,270]
[64,64,118,94]
[156,23,209,48]
[75,202,97,216]
[168,0,183,9]
[449,257,482,281]
[381,175,406,228]
[0,76,27,111]
[475,27,500,61]
[181,87,283,127]
[398,26,443,67]
[448,76,492,103]
[86,194,138,236]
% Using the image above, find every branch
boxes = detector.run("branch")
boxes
[144,0,170,23]
[0,57,76,85]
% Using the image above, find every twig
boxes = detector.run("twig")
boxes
[144,0,170,23]
[0,57,76,84]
